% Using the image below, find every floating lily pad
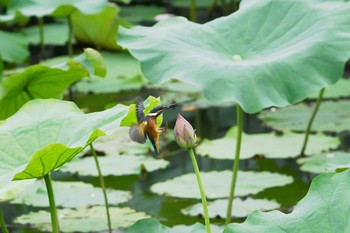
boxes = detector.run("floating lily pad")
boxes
[61,154,169,176]
[118,0,350,114]
[309,79,350,99]
[126,218,222,233]
[298,151,350,174]
[0,99,128,197]
[197,126,339,160]
[224,169,350,233]
[75,52,145,94]
[15,206,148,232]
[22,22,70,45]
[259,100,350,133]
[169,224,223,233]
[71,4,123,51]
[11,180,131,208]
[151,171,293,199]
[7,0,108,17]
[183,198,279,218]
[0,30,28,64]
[0,48,105,120]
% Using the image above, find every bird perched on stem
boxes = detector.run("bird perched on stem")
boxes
[129,97,177,155]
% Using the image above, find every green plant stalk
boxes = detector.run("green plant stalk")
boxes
[190,0,197,22]
[0,207,9,233]
[38,17,45,59]
[300,88,325,156]
[67,15,75,100]
[90,144,112,233]
[225,104,243,224]
[44,173,60,233]
[67,15,74,58]
[188,148,211,233]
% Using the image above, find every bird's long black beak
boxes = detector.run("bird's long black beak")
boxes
[163,103,177,110]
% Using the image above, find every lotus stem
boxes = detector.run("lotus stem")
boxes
[190,0,197,22]
[90,144,112,233]
[300,88,325,156]
[44,173,60,233]
[225,104,243,224]
[67,15,75,100]
[38,17,45,60]
[0,207,9,233]
[67,15,74,58]
[188,148,211,233]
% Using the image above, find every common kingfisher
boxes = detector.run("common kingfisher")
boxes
[129,97,176,155]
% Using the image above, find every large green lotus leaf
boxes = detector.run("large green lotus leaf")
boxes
[61,154,169,176]
[298,151,350,174]
[7,0,108,17]
[197,126,339,160]
[0,98,128,183]
[309,79,350,99]
[224,169,350,233]
[121,96,163,127]
[182,198,280,218]
[15,206,148,232]
[0,30,28,64]
[120,5,166,25]
[75,52,145,94]
[259,100,350,133]
[118,0,350,114]
[0,48,106,120]
[11,180,131,207]
[126,218,223,233]
[22,22,70,45]
[71,4,123,51]
[151,170,293,199]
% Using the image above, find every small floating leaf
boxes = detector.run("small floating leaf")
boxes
[182,198,280,218]
[298,151,350,174]
[0,30,28,64]
[7,0,108,17]
[22,22,70,45]
[126,218,223,233]
[259,100,350,133]
[61,154,169,176]
[151,171,293,199]
[15,206,148,232]
[196,126,339,159]
[11,180,131,208]
[308,79,350,99]
[75,52,145,94]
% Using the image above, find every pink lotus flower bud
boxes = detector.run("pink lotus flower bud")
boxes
[174,114,197,149]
